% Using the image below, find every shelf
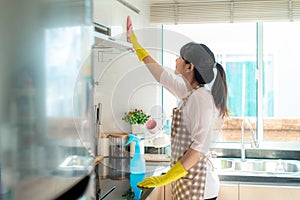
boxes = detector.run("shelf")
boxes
[94,31,132,51]
[143,154,171,162]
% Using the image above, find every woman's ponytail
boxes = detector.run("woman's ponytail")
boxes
[196,44,228,117]
[211,63,228,118]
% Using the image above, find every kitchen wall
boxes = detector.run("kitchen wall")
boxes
[93,48,161,133]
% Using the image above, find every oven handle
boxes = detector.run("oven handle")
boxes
[99,186,116,200]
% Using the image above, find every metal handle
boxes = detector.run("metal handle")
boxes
[99,186,116,200]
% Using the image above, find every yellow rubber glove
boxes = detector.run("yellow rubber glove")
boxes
[137,161,188,188]
[129,30,149,61]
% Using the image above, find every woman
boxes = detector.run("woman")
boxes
[129,28,228,200]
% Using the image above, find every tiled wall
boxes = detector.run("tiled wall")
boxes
[221,118,300,142]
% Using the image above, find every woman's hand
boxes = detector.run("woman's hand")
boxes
[127,17,163,82]
[129,30,149,61]
[137,161,188,188]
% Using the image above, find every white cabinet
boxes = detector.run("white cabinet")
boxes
[218,183,239,200]
[93,0,150,35]
[93,0,112,28]
[144,182,300,200]
[145,184,171,200]
[239,184,300,200]
[219,183,300,200]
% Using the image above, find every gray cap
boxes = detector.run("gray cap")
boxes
[180,42,214,83]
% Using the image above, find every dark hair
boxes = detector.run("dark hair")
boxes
[183,56,206,84]
[194,69,206,85]
[197,44,228,118]
[212,63,228,117]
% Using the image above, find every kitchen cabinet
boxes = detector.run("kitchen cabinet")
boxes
[93,0,150,36]
[239,184,300,200]
[0,0,95,199]
[12,88,36,126]
[218,183,239,200]
[145,184,171,200]
[142,181,300,200]
[218,182,300,200]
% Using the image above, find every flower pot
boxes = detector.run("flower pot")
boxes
[130,124,145,156]
[131,124,145,135]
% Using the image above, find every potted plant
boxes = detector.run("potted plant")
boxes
[122,188,134,200]
[122,109,150,134]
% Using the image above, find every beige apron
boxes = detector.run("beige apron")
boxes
[171,87,208,200]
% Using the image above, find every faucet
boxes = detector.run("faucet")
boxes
[241,118,259,162]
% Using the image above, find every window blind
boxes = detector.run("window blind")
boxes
[150,0,300,24]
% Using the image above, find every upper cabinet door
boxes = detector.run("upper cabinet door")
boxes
[93,0,150,36]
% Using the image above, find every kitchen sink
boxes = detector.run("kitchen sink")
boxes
[211,158,233,170]
[234,160,300,173]
[283,162,299,172]
[212,158,300,174]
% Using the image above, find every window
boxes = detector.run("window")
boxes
[263,22,300,141]
[163,22,300,144]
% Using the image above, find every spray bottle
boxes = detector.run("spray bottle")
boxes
[125,134,146,200]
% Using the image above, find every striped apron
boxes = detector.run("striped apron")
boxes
[171,87,208,200]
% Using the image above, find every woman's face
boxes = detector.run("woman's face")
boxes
[175,56,188,75]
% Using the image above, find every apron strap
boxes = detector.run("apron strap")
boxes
[178,85,201,109]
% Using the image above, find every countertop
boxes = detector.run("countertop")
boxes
[217,168,300,185]
[219,174,300,185]
[140,157,300,199]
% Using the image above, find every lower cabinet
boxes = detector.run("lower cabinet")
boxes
[145,182,300,200]
[218,182,300,200]
[218,183,239,200]
[239,184,300,200]
[146,184,171,200]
